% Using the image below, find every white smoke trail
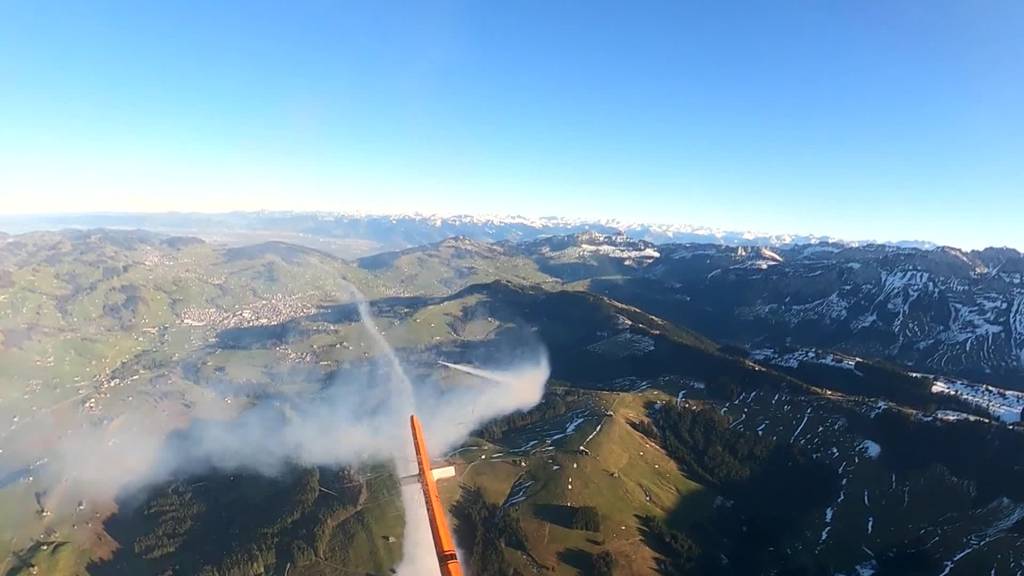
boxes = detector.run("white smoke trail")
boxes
[352,297,416,413]
[29,280,549,574]
[439,360,524,384]
[345,287,439,576]
[396,485,444,576]
[345,288,546,576]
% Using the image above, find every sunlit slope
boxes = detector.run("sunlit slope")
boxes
[0,231,384,405]
[0,231,386,573]
[357,236,558,296]
[514,391,710,576]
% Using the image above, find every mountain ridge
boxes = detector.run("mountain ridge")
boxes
[0,211,965,256]
[354,231,1024,387]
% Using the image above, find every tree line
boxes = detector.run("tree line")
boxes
[638,404,839,575]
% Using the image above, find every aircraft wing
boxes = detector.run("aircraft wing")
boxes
[408,414,463,576]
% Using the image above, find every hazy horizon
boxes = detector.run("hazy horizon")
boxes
[1,209,1015,252]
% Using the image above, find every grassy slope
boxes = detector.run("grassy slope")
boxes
[356,238,558,297]
[0,232,386,573]
[451,389,713,576]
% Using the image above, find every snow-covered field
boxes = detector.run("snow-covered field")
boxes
[750,348,1024,424]
[857,440,881,459]
[578,242,660,262]
[928,376,1024,424]
[749,347,860,371]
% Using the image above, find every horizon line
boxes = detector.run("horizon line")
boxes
[1,209,1020,253]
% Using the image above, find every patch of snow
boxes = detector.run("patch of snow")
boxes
[788,293,850,323]
[750,347,859,371]
[933,410,989,423]
[790,409,811,443]
[820,507,834,543]
[731,259,781,270]
[512,440,540,453]
[579,242,661,262]
[550,415,587,440]
[941,300,1004,345]
[867,400,890,418]
[930,376,1024,424]
[858,440,882,459]
[579,423,603,449]
[855,560,878,576]
[503,478,535,508]
[1012,293,1024,368]
[874,270,933,348]
[851,311,877,330]
[759,247,784,262]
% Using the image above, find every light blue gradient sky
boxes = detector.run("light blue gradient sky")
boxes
[1,1,1022,248]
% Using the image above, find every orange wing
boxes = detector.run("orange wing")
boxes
[410,414,463,576]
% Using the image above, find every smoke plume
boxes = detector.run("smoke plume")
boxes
[34,281,550,574]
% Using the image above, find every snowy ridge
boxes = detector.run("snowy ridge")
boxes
[522,232,662,268]
[749,347,860,371]
[928,376,1024,424]
[578,242,660,263]
[677,245,1024,379]
[787,293,851,324]
[749,347,1024,424]
[875,270,935,350]
[1012,292,1024,368]
[8,210,947,251]
[315,212,852,246]
[932,410,989,423]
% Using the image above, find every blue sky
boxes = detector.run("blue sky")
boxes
[1,1,1022,248]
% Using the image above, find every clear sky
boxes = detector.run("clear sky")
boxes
[1,1,1022,248]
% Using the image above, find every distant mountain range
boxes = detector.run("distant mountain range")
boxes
[360,231,1024,387]
[0,211,939,257]
[3,217,1019,384]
